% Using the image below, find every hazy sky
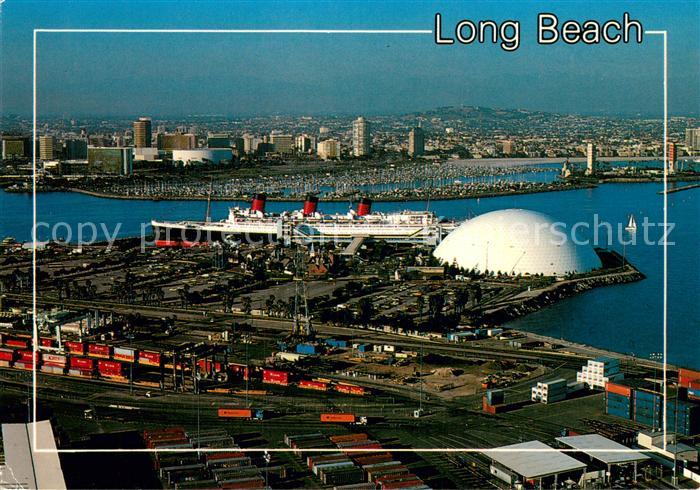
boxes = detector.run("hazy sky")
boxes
[1,0,699,117]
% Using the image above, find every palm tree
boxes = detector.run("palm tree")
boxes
[241,296,252,316]
[265,295,276,316]
[416,294,425,321]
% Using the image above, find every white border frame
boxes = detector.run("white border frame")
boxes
[31,28,669,456]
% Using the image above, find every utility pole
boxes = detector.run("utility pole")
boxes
[292,247,312,338]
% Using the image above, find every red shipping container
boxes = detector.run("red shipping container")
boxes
[98,360,123,372]
[40,338,54,347]
[139,350,161,366]
[218,408,253,418]
[330,433,369,444]
[262,369,289,385]
[70,357,94,370]
[88,344,111,357]
[0,349,15,361]
[336,384,366,396]
[606,381,632,397]
[229,364,249,380]
[299,380,328,391]
[320,413,355,423]
[6,339,29,349]
[18,350,40,363]
[65,341,85,354]
[679,368,700,388]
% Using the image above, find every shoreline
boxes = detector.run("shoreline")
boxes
[61,183,598,202]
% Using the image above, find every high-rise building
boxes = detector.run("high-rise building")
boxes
[39,136,57,160]
[685,128,700,154]
[501,140,515,156]
[270,134,294,154]
[1,136,30,159]
[667,141,677,174]
[352,117,370,157]
[317,139,340,160]
[133,117,152,148]
[242,134,259,154]
[408,127,425,157]
[63,139,88,160]
[157,133,196,151]
[585,142,596,175]
[87,147,133,175]
[295,134,316,154]
[207,133,230,148]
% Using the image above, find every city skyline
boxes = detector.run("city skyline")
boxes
[1,1,699,118]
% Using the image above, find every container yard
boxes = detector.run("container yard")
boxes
[0,231,696,489]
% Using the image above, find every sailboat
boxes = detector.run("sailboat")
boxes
[625,214,638,232]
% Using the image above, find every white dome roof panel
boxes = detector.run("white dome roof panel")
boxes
[433,209,601,276]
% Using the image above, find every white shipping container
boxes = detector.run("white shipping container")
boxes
[114,347,137,361]
[43,354,67,365]
[41,365,65,374]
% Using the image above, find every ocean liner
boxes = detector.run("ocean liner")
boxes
[151,194,457,247]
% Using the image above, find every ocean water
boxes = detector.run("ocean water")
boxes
[1,179,698,368]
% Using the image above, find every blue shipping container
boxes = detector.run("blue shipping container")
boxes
[296,343,318,355]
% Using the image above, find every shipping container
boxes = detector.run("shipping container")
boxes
[218,409,252,419]
[39,338,54,348]
[64,341,85,354]
[296,343,319,355]
[67,368,93,377]
[321,413,356,423]
[679,368,700,388]
[299,379,328,391]
[42,353,67,366]
[336,384,366,396]
[98,359,125,376]
[17,350,40,363]
[326,339,348,348]
[88,343,111,358]
[5,338,29,349]
[0,348,16,362]
[113,347,137,363]
[262,369,290,386]
[70,357,94,370]
[330,433,369,444]
[606,381,632,397]
[139,350,162,366]
[486,389,504,405]
[41,365,65,375]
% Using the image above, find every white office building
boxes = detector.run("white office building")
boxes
[352,116,370,157]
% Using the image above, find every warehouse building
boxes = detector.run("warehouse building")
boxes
[556,434,649,485]
[1,420,66,489]
[483,440,586,488]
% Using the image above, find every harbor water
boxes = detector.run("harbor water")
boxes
[1,179,698,369]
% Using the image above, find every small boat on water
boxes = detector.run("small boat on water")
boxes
[625,214,637,232]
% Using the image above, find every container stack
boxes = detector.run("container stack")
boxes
[605,382,633,419]
[604,379,700,435]
[576,357,622,389]
[482,389,507,414]
[531,378,567,404]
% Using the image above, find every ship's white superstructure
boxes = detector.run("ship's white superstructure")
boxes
[152,194,456,247]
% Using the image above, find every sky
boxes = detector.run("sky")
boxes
[1,0,699,118]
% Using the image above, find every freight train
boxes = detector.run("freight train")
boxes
[0,332,370,397]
